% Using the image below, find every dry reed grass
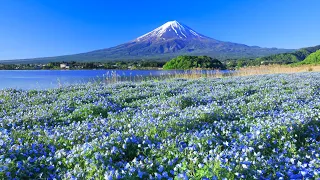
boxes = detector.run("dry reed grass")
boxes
[171,65,320,79]
[104,65,320,84]
[172,69,229,79]
[234,65,320,76]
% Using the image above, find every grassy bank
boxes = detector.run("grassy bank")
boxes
[234,64,320,76]
[0,73,320,179]
[150,65,320,80]
[168,64,320,79]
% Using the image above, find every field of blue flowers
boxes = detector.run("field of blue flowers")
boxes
[0,72,319,179]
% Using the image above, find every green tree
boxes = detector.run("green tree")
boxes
[163,56,225,70]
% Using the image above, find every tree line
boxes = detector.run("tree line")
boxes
[0,61,166,70]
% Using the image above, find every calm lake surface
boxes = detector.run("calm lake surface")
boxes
[0,70,231,90]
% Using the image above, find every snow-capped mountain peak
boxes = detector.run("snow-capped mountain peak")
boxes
[134,20,207,42]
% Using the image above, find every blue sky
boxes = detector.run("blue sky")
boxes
[0,0,320,60]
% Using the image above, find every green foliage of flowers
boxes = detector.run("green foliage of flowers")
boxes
[0,73,320,179]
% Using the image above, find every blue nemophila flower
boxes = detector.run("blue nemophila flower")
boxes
[104,171,113,180]
[178,172,189,180]
[137,170,145,178]
[158,165,164,173]
[170,170,175,175]
[198,163,204,168]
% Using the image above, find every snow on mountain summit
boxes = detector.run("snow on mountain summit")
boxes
[134,20,207,42]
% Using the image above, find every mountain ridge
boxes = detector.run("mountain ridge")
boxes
[1,20,294,63]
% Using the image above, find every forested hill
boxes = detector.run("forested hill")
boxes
[297,50,320,65]
[256,45,320,64]
[163,55,225,70]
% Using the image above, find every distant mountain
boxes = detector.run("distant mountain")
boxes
[257,45,320,64]
[1,20,294,64]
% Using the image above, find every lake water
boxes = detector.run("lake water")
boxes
[0,70,231,90]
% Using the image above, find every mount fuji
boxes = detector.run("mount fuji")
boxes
[2,20,293,63]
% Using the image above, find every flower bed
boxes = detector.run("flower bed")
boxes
[0,73,319,179]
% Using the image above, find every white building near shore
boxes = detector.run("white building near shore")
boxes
[60,63,70,69]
